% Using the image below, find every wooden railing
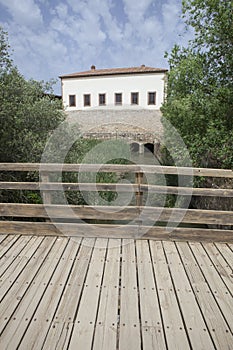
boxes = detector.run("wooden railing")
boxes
[0,163,232,242]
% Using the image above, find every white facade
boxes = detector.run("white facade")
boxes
[60,66,167,111]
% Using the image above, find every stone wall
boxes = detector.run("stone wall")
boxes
[66,109,164,142]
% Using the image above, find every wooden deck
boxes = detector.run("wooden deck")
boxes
[0,234,232,349]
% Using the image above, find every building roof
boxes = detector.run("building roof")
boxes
[59,65,168,79]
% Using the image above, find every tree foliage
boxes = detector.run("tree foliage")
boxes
[0,27,12,72]
[162,0,233,169]
[0,26,65,203]
[0,26,64,163]
[0,27,130,207]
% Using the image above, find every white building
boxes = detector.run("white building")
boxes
[60,65,168,111]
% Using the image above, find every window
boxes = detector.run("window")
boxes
[115,93,122,105]
[131,92,139,105]
[99,93,106,106]
[148,92,156,105]
[84,94,91,107]
[69,95,76,107]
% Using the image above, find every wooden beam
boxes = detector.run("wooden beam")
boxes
[0,221,232,242]
[0,182,138,192]
[0,163,232,178]
[135,171,144,206]
[0,204,233,225]
[1,182,233,197]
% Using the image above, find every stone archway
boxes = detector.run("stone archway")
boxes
[144,142,154,154]
[130,142,140,152]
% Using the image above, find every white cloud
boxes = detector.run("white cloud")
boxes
[51,3,69,20]
[0,0,43,28]
[123,0,154,23]
[0,0,194,93]
[162,0,182,34]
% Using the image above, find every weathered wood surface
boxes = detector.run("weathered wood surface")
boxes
[0,236,232,349]
[40,173,52,206]
[92,239,121,350]
[177,241,233,349]
[0,221,232,242]
[1,163,232,243]
[162,241,216,349]
[0,162,233,177]
[1,203,233,225]
[1,181,233,197]
[119,239,141,350]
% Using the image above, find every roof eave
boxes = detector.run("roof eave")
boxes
[59,69,168,79]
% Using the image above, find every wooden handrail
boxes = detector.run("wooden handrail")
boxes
[0,221,232,242]
[0,163,232,177]
[0,182,233,197]
[0,204,233,225]
[0,163,232,242]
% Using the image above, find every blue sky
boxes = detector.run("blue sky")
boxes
[0,0,193,94]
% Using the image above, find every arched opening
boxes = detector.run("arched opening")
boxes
[144,143,154,154]
[130,142,140,153]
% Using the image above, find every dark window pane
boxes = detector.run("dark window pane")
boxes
[148,92,156,105]
[84,94,91,106]
[69,95,76,107]
[115,93,122,105]
[99,93,106,105]
[131,92,139,105]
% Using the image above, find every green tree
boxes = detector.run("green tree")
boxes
[162,0,233,169]
[0,70,65,163]
[0,27,130,208]
[0,32,64,163]
[0,26,12,72]
[0,26,65,203]
[183,0,232,84]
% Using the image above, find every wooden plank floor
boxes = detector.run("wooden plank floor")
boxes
[0,235,232,350]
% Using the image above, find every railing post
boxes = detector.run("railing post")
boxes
[135,172,143,207]
[41,173,51,205]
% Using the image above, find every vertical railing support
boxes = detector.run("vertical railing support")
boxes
[41,173,51,222]
[135,172,143,207]
[41,173,52,205]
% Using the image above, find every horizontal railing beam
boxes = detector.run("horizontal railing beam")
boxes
[0,221,232,242]
[0,204,233,225]
[0,163,232,178]
[1,182,233,197]
[0,163,232,242]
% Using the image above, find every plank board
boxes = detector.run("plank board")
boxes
[92,239,121,350]
[149,240,190,349]
[0,221,232,243]
[215,242,233,267]
[0,236,43,301]
[177,241,233,349]
[0,235,19,257]
[189,242,233,329]
[163,241,215,349]
[0,235,7,244]
[0,237,66,348]
[18,238,80,349]
[69,238,107,350]
[1,181,233,197]
[118,239,141,350]
[203,243,233,295]
[136,240,166,349]
[43,238,95,349]
[1,204,233,225]
[0,162,232,178]
[0,235,32,277]
[0,236,232,350]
